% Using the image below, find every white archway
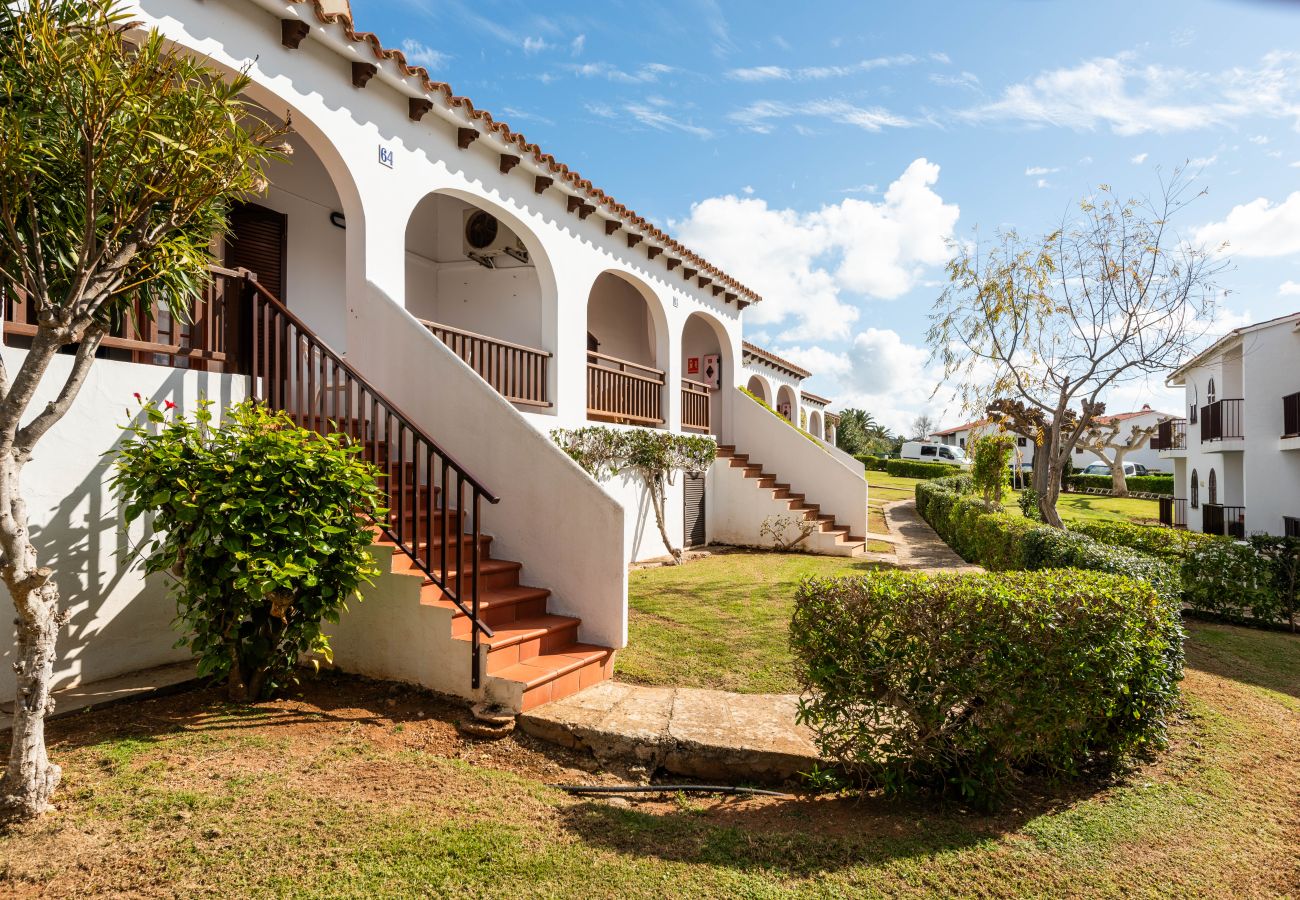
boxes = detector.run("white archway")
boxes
[681,311,732,436]
[776,384,797,423]
[809,410,824,440]
[746,374,771,404]
[585,271,670,427]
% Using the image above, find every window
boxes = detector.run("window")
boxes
[940,447,955,460]
[1075,446,1084,454]
[920,445,937,457]
[1189,384,1198,424]
[1208,469,1217,505]
[1017,437,1027,447]
[1190,469,1199,509]
[959,437,966,448]
[1207,377,1216,406]
[1284,516,1299,538]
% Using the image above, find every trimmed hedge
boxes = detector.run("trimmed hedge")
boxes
[1068,519,1216,563]
[790,569,1184,807]
[1022,528,1181,602]
[1182,535,1300,630]
[1067,473,1174,495]
[854,454,889,471]
[888,458,967,480]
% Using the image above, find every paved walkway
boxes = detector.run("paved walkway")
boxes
[518,681,823,784]
[0,661,196,732]
[882,499,983,573]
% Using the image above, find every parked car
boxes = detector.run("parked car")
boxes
[900,441,970,467]
[1081,462,1147,477]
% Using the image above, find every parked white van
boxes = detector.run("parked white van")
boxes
[900,441,970,467]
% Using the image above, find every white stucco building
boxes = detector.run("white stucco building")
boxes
[1156,311,1300,537]
[1,0,865,713]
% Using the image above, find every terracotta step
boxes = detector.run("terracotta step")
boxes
[493,643,615,712]
[478,614,582,672]
[423,584,552,634]
[715,444,736,457]
[386,552,522,589]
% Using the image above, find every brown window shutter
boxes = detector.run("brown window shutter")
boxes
[227,203,287,302]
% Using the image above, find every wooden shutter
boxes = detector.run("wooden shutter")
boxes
[227,203,287,302]
[683,473,706,548]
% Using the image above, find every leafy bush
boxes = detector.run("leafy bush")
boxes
[1018,487,1041,520]
[1182,536,1300,630]
[855,454,889,471]
[969,434,1013,502]
[889,458,966,480]
[1022,528,1181,602]
[113,400,384,702]
[1067,474,1174,495]
[1068,520,1216,563]
[790,569,1184,807]
[914,473,971,521]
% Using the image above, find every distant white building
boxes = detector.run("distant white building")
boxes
[1157,311,1300,537]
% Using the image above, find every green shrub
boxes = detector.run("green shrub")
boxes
[914,473,971,522]
[1022,528,1180,602]
[790,569,1184,807]
[1069,520,1216,562]
[1018,487,1041,520]
[970,434,1013,502]
[1067,474,1174,495]
[113,400,385,702]
[855,454,888,471]
[886,458,965,480]
[1182,536,1300,630]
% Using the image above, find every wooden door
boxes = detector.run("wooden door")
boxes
[225,203,287,375]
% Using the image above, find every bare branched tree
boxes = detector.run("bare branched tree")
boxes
[929,171,1227,526]
[1078,415,1167,497]
[910,413,936,441]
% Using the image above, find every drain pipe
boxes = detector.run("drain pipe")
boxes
[551,784,795,799]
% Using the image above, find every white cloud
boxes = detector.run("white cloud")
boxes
[570,34,586,56]
[400,39,449,71]
[726,55,918,82]
[624,103,713,138]
[673,159,960,341]
[1279,280,1300,296]
[1131,152,1149,164]
[1024,166,1059,176]
[930,71,980,91]
[522,36,549,54]
[566,62,673,83]
[1249,134,1270,145]
[964,52,1300,135]
[930,51,952,65]
[1193,191,1300,257]
[1035,178,1051,189]
[741,185,755,195]
[729,99,911,133]
[1188,154,1218,169]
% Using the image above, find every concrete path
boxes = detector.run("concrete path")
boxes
[882,499,983,573]
[518,681,823,785]
[0,661,197,732]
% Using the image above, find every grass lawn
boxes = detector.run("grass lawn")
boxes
[0,621,1296,897]
[618,549,883,693]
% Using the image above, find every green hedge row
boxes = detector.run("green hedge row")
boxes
[1066,474,1174,495]
[790,569,1183,807]
[854,455,889,471]
[1182,536,1299,630]
[1067,519,1216,562]
[886,459,965,480]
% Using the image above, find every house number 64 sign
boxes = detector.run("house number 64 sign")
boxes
[378,145,394,168]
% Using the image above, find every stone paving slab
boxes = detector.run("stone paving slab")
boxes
[0,661,197,731]
[518,681,824,784]
[883,499,983,573]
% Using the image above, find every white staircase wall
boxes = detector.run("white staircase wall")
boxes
[709,458,860,556]
[346,292,630,650]
[730,390,868,537]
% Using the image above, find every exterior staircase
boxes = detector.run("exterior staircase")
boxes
[716,444,867,555]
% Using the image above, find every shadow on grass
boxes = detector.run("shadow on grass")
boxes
[1185,621,1300,702]
[555,777,1113,875]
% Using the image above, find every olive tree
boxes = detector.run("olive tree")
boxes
[0,0,283,816]
[929,174,1225,527]
[1078,416,1166,497]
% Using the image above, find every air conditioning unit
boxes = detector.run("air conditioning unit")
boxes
[463,209,528,267]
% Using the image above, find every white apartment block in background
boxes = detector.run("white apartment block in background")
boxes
[1156,311,1300,537]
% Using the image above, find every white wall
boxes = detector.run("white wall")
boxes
[0,346,246,697]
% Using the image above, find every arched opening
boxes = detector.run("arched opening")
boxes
[1190,468,1199,509]
[808,410,824,440]
[826,419,837,446]
[1208,468,1217,505]
[404,192,554,409]
[680,312,731,435]
[585,272,667,426]
[746,374,771,404]
[776,384,797,423]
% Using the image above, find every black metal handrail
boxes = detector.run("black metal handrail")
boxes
[1283,392,1300,438]
[1202,503,1246,539]
[1151,419,1186,451]
[220,267,499,688]
[1200,399,1244,443]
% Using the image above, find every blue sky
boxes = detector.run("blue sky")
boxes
[354,0,1300,431]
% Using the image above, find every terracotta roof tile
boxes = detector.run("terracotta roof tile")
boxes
[742,341,811,380]
[293,1,762,305]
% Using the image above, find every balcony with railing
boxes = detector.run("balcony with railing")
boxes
[587,351,665,426]
[1200,398,1244,447]
[418,319,551,408]
[1151,418,1187,453]
[1158,496,1188,529]
[681,378,712,433]
[1202,503,1246,539]
[1283,392,1300,449]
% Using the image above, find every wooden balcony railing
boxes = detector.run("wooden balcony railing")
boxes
[419,319,551,408]
[1201,399,1244,443]
[2,278,234,371]
[681,378,712,433]
[1202,503,1246,539]
[1158,496,1188,529]
[1151,418,1187,451]
[1283,391,1300,438]
[586,351,665,426]
[1285,516,1300,538]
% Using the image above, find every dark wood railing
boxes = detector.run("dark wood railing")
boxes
[1151,419,1187,451]
[2,279,233,371]
[1284,392,1300,438]
[1285,516,1300,538]
[1202,503,1246,539]
[1201,399,1244,443]
[419,319,551,408]
[681,378,711,433]
[1158,496,1187,529]
[586,351,665,425]
[231,268,498,688]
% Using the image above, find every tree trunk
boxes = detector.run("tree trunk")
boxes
[0,454,63,817]
[1111,451,1129,497]
[1036,431,1065,528]
[645,471,680,564]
